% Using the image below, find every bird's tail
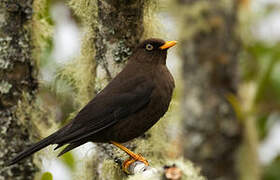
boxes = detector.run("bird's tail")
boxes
[7,131,59,166]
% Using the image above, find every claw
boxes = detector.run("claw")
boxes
[122,154,149,174]
[110,141,149,174]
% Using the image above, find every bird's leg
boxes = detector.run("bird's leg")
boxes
[110,141,149,173]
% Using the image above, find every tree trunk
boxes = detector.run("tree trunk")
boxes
[178,1,241,180]
[0,0,38,179]
[94,0,144,83]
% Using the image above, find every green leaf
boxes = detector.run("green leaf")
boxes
[41,172,53,180]
[226,93,244,122]
[61,152,76,170]
[256,114,269,140]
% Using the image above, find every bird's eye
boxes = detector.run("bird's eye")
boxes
[145,44,154,51]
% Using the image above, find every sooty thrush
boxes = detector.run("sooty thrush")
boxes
[8,38,177,172]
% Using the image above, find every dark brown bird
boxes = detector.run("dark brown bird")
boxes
[8,38,176,170]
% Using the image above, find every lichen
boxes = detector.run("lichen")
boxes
[99,159,125,180]
[0,36,13,70]
[0,58,10,69]
[0,105,38,180]
[112,40,132,63]
[0,80,12,94]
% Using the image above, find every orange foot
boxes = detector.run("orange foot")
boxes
[110,141,149,174]
[122,153,149,173]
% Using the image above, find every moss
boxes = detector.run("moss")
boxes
[16,92,57,137]
[99,159,125,180]
[56,30,96,108]
[142,0,163,39]
[173,159,205,180]
[56,0,97,108]
[32,0,53,68]
[68,0,97,27]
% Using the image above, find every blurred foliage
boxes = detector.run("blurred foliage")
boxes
[239,2,280,179]
[256,115,269,140]
[227,94,244,121]
[38,37,53,68]
[242,42,280,139]
[263,156,280,180]
[41,172,53,180]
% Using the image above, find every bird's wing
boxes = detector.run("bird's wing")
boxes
[54,76,154,146]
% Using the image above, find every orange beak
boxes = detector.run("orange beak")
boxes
[159,41,177,50]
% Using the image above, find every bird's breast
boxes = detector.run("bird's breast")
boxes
[151,66,175,114]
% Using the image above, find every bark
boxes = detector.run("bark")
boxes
[94,0,144,84]
[178,1,241,180]
[0,0,38,179]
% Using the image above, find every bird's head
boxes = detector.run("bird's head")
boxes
[131,38,177,65]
